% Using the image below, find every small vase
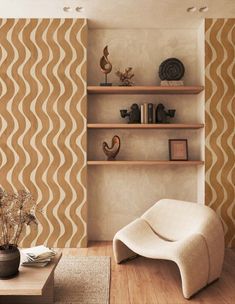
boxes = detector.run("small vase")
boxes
[0,245,20,279]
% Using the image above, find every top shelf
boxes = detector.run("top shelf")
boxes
[87,85,204,95]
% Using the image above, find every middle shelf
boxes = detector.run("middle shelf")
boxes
[87,123,204,129]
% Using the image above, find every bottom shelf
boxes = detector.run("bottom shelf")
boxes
[87,160,204,166]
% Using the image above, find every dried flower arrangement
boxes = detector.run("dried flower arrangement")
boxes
[0,188,37,250]
[116,67,134,86]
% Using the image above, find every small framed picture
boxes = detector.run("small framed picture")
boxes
[169,139,188,161]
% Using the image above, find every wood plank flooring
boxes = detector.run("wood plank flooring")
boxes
[61,241,235,304]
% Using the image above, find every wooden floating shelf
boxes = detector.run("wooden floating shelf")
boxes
[87,85,204,95]
[87,123,204,129]
[87,160,204,166]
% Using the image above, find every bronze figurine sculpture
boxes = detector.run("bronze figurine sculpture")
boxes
[100,45,112,86]
[103,135,121,160]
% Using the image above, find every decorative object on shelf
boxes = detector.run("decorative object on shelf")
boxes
[120,104,141,123]
[155,103,176,123]
[159,58,185,81]
[116,67,134,86]
[160,80,184,86]
[103,135,121,161]
[0,188,37,279]
[100,45,112,86]
[169,139,188,161]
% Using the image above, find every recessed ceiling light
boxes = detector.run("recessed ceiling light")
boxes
[75,7,84,13]
[187,7,197,13]
[63,7,72,12]
[199,6,209,13]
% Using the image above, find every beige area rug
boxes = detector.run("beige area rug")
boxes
[54,256,110,304]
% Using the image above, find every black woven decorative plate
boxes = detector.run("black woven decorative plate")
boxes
[158,58,185,80]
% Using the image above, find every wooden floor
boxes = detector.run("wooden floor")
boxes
[61,241,235,304]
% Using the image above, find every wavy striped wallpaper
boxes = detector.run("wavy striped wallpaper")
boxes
[205,19,235,248]
[0,19,87,247]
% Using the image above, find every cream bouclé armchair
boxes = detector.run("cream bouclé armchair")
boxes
[113,199,224,299]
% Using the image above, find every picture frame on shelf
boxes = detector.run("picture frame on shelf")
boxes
[169,139,188,161]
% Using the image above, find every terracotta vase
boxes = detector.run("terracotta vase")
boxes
[0,246,20,279]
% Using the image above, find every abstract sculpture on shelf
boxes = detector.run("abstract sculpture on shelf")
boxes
[120,104,141,124]
[159,58,185,80]
[155,103,176,123]
[103,135,121,161]
[116,67,134,86]
[100,45,112,86]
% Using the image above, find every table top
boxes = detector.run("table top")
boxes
[0,252,62,296]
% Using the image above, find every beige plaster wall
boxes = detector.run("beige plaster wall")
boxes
[88,166,198,240]
[87,28,204,240]
[88,29,200,85]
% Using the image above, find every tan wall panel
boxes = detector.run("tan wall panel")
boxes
[205,19,235,248]
[0,18,87,248]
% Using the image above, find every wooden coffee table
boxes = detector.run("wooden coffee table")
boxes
[0,252,62,304]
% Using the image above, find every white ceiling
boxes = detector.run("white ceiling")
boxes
[0,0,234,29]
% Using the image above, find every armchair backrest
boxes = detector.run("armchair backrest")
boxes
[141,199,220,241]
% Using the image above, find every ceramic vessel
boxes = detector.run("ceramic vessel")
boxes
[0,246,20,279]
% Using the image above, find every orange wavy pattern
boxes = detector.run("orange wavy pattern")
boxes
[205,19,235,248]
[0,19,87,247]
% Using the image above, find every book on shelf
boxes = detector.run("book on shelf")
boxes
[148,103,153,123]
[21,245,56,267]
[160,80,184,86]
[153,105,156,123]
[144,103,148,123]
[140,104,144,123]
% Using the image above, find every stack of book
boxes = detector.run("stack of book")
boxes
[21,245,56,267]
[140,103,155,124]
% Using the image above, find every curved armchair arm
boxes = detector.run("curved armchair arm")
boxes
[199,215,224,282]
[173,233,209,298]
